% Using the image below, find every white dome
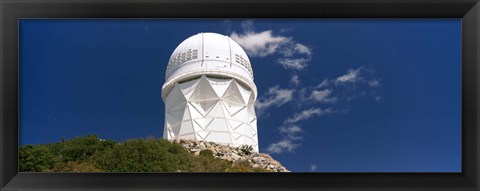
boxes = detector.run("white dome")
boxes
[162,32,256,101]
[166,32,252,79]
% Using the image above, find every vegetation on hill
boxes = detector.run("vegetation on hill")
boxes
[19,135,266,172]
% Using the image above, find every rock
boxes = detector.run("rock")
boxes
[231,153,241,161]
[190,148,201,152]
[175,139,290,172]
[253,157,264,163]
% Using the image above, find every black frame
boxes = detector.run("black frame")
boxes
[1,0,479,190]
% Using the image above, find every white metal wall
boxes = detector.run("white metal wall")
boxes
[163,75,258,151]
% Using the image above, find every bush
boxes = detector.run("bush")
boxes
[199,149,214,158]
[19,145,58,172]
[59,135,115,162]
[51,161,101,172]
[239,145,254,155]
[19,135,263,173]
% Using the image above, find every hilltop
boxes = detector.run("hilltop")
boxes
[19,135,288,172]
[174,139,289,172]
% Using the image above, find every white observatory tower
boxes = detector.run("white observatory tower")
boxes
[161,32,259,151]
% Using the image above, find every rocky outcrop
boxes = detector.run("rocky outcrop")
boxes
[171,139,289,172]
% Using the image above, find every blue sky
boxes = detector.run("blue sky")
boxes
[19,19,461,172]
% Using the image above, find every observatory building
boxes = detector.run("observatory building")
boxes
[161,32,259,151]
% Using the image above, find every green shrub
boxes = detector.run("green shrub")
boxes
[239,145,254,155]
[19,135,263,173]
[199,149,214,158]
[51,161,101,172]
[19,144,58,172]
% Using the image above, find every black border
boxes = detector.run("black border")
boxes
[1,0,479,190]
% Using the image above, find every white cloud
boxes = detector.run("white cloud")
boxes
[241,20,255,32]
[255,85,294,115]
[335,68,362,84]
[267,105,336,154]
[295,43,312,55]
[277,58,310,70]
[279,124,304,140]
[368,79,381,87]
[309,89,337,103]
[315,79,330,89]
[335,67,377,85]
[231,30,289,57]
[279,124,303,134]
[290,74,300,86]
[265,66,383,155]
[230,20,313,70]
[285,126,303,141]
[310,164,317,171]
[266,139,299,154]
[267,107,333,154]
[285,107,332,124]
[280,42,312,57]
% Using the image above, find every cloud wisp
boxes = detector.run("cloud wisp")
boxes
[266,139,299,154]
[231,30,290,58]
[231,21,383,155]
[264,67,382,154]
[255,85,294,116]
[290,74,301,86]
[277,58,311,70]
[368,79,381,87]
[266,107,333,154]
[230,20,312,71]
[335,67,376,85]
[284,107,333,124]
[308,89,337,103]
[335,68,362,84]
[331,66,382,101]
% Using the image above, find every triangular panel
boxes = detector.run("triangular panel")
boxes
[232,108,249,123]
[194,118,206,130]
[192,121,204,132]
[193,118,214,130]
[222,80,246,105]
[197,99,218,114]
[179,120,194,135]
[189,102,207,117]
[178,78,200,100]
[208,78,232,97]
[207,101,225,118]
[166,85,187,111]
[237,83,252,105]
[225,105,246,117]
[171,123,181,136]
[191,75,218,101]
[206,118,229,132]
[227,120,243,131]
[166,108,184,127]
[196,131,210,140]
[188,104,204,119]
[183,106,192,120]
